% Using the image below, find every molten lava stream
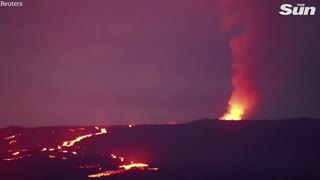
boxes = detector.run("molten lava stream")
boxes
[2,126,159,179]
[88,162,159,178]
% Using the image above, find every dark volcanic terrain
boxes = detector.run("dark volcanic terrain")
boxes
[1,118,320,180]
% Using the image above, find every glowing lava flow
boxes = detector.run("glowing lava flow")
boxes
[4,135,16,141]
[62,127,107,147]
[3,154,32,161]
[2,125,159,178]
[119,163,148,170]
[88,162,158,178]
[2,127,107,162]
[88,153,158,178]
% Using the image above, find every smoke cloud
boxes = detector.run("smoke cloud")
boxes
[217,0,320,119]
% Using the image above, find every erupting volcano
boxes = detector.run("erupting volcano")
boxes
[217,0,260,120]
[220,102,245,120]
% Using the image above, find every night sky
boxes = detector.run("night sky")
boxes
[0,0,319,126]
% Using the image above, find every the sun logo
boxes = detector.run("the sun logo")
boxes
[279,4,316,16]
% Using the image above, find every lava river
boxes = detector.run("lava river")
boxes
[1,125,158,178]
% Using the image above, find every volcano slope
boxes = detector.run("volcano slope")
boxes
[1,118,320,180]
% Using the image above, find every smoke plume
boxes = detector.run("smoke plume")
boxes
[216,0,272,120]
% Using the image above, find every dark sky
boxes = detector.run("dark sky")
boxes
[0,0,319,126]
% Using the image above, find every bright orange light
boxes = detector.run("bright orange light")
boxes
[88,162,158,178]
[48,155,56,159]
[220,102,244,120]
[12,152,20,156]
[119,163,148,170]
[4,135,16,141]
[96,128,107,135]
[61,128,106,148]
[111,154,117,159]
[88,169,126,178]
[216,0,260,122]
[111,154,125,162]
[4,154,31,161]
[62,134,93,147]
[9,140,17,145]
